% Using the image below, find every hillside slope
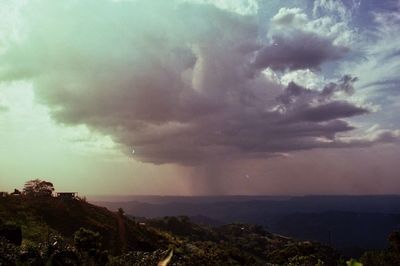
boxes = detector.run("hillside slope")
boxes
[0,196,342,265]
[0,196,170,253]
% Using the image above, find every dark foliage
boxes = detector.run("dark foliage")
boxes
[0,193,347,265]
[360,230,400,266]
[0,237,19,265]
[0,222,22,246]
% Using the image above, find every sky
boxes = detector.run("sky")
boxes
[0,0,399,195]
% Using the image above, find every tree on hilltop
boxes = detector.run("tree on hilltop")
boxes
[22,179,54,197]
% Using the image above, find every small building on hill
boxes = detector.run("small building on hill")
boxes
[56,192,77,200]
[10,189,21,196]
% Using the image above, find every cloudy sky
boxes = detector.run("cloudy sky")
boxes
[0,0,399,195]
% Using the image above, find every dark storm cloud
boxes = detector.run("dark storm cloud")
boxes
[321,75,358,97]
[294,101,368,122]
[253,31,349,71]
[0,0,397,166]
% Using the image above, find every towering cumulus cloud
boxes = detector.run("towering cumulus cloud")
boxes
[0,0,398,165]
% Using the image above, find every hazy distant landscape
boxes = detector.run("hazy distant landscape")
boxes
[93,195,400,257]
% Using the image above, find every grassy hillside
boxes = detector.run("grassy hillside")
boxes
[0,196,171,253]
[0,195,344,265]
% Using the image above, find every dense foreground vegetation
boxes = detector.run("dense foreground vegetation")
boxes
[1,192,399,265]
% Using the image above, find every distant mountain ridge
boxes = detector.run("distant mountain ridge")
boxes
[93,195,400,257]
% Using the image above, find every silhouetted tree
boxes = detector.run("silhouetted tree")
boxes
[118,208,124,217]
[23,179,54,197]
